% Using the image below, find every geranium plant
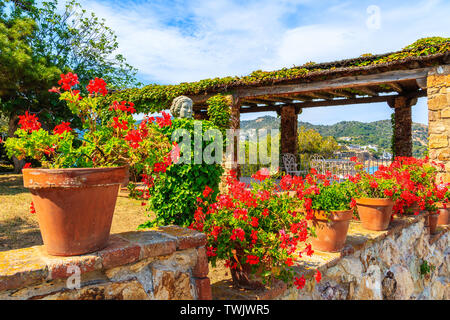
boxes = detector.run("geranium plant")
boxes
[190,169,320,290]
[4,73,174,178]
[388,157,444,215]
[348,157,402,201]
[294,169,356,218]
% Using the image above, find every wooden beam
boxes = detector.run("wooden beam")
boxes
[303,92,332,100]
[234,67,432,99]
[327,90,354,98]
[238,90,427,113]
[356,87,379,96]
[260,96,297,103]
[388,82,403,93]
[416,77,427,89]
[243,98,277,105]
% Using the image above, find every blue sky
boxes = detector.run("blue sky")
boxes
[79,0,450,125]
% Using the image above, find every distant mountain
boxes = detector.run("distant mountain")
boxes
[240,115,428,157]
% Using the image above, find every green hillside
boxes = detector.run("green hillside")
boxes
[240,116,428,158]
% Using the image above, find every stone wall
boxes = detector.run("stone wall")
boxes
[212,213,449,300]
[428,65,450,183]
[0,226,212,300]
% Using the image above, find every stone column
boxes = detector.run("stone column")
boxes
[279,105,299,156]
[219,94,240,192]
[388,96,417,158]
[427,65,450,183]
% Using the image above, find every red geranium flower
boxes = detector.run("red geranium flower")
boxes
[53,122,72,135]
[18,112,41,132]
[86,77,107,96]
[58,72,79,90]
[315,270,322,283]
[294,275,306,289]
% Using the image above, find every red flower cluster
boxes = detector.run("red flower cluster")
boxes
[58,72,79,90]
[86,77,107,96]
[246,255,260,265]
[112,117,128,130]
[156,111,172,128]
[124,129,143,149]
[53,122,72,135]
[18,112,41,132]
[109,100,136,114]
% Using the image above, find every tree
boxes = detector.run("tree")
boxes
[298,126,340,157]
[0,0,139,172]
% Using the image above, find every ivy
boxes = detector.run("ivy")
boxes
[206,94,231,136]
[102,37,450,114]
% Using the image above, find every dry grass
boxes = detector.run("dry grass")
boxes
[0,173,153,252]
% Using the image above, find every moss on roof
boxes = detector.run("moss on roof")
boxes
[104,37,450,113]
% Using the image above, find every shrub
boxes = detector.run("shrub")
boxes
[190,169,319,289]
[139,118,224,228]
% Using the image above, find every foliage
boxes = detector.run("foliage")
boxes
[4,73,172,172]
[206,94,231,136]
[241,116,428,158]
[1,0,139,171]
[190,169,318,288]
[294,169,355,215]
[349,157,402,200]
[138,118,224,228]
[298,126,340,157]
[419,260,436,277]
[104,37,450,113]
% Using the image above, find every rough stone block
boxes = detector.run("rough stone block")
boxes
[155,225,207,250]
[151,265,194,300]
[429,134,448,149]
[96,235,141,269]
[194,277,212,300]
[0,247,48,291]
[192,247,209,278]
[116,230,176,259]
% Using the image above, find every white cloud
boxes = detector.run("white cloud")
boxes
[78,0,449,124]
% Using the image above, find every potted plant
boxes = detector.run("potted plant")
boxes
[299,170,355,253]
[190,170,319,290]
[349,158,400,231]
[389,157,439,216]
[3,73,173,256]
[435,183,449,226]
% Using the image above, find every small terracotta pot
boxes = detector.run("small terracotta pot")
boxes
[309,209,353,253]
[23,166,126,256]
[355,198,394,231]
[425,212,439,234]
[229,247,265,290]
[436,203,449,226]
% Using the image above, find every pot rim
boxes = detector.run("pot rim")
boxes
[355,197,394,206]
[312,209,353,221]
[23,166,127,189]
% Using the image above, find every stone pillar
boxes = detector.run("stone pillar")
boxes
[279,105,299,156]
[427,65,450,183]
[388,96,417,158]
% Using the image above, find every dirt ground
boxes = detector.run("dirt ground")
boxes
[0,173,150,252]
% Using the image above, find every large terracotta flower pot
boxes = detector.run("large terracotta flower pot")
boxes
[355,198,394,231]
[309,209,353,253]
[436,203,449,226]
[23,166,126,256]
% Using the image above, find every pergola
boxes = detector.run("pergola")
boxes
[186,49,449,182]
[107,38,450,182]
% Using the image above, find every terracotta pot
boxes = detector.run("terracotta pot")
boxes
[229,247,265,290]
[309,209,353,253]
[425,212,439,235]
[436,203,449,226]
[23,166,126,256]
[355,198,394,231]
